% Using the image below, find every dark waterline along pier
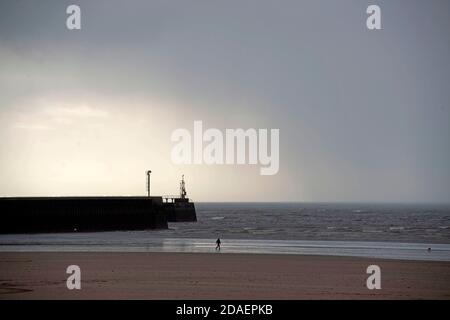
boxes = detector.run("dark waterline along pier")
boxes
[0,174,196,234]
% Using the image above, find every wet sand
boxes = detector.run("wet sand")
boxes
[0,252,449,299]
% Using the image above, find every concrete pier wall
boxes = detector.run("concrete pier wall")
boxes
[0,196,168,234]
[164,200,197,222]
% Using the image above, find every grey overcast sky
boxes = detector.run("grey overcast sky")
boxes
[0,0,449,202]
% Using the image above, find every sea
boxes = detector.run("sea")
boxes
[1,202,450,261]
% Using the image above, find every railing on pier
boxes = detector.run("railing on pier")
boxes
[162,195,181,203]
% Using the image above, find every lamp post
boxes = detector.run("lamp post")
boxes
[146,170,152,197]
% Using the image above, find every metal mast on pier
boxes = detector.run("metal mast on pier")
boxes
[146,170,152,197]
[180,175,187,199]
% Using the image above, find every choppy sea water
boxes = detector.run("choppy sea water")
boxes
[170,203,450,243]
[1,203,449,261]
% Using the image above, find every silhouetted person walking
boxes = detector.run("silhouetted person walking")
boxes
[216,238,221,251]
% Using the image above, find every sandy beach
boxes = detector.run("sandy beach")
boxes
[0,252,449,299]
